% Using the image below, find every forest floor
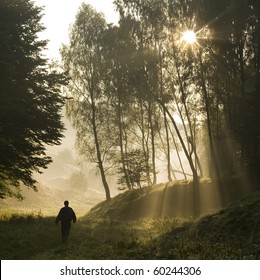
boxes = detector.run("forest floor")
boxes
[0,189,260,260]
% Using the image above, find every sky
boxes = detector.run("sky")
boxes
[34,0,119,59]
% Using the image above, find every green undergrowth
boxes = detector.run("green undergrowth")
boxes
[0,211,58,259]
[0,191,259,260]
[0,192,260,259]
[0,212,183,259]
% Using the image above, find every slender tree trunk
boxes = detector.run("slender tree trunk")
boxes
[117,94,131,189]
[158,42,172,182]
[157,98,200,217]
[174,55,203,176]
[193,118,203,177]
[158,122,176,180]
[148,101,157,185]
[90,94,111,200]
[163,107,173,181]
[140,100,152,185]
[168,124,187,180]
[198,50,219,183]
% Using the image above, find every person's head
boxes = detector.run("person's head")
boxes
[64,200,69,207]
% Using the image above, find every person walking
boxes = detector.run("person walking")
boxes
[55,200,77,243]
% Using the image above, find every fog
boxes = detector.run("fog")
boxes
[0,114,116,216]
[1,111,202,217]
[0,113,206,217]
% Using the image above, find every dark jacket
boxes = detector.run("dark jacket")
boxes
[55,206,77,224]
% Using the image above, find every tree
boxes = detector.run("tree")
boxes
[114,0,203,216]
[101,24,137,190]
[117,149,149,189]
[0,0,65,199]
[61,4,112,200]
[195,0,260,186]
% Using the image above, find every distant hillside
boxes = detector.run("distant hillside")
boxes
[83,179,252,220]
[0,183,104,216]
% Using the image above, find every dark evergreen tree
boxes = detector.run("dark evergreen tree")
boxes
[0,0,65,199]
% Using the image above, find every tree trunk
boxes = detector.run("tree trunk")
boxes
[174,55,203,177]
[168,123,187,180]
[157,98,200,217]
[163,107,173,181]
[117,95,132,189]
[91,95,111,200]
[148,101,157,185]
[140,100,152,186]
[198,50,219,183]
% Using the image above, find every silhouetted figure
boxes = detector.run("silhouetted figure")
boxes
[55,200,77,243]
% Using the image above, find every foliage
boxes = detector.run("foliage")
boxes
[61,0,260,211]
[117,149,151,189]
[0,0,65,199]
[196,0,260,183]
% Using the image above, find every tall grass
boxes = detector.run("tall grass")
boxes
[0,210,185,259]
[0,208,259,259]
[0,211,59,259]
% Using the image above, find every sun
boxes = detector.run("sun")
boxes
[182,30,197,44]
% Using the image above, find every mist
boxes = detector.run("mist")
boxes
[0,114,109,216]
[0,109,185,216]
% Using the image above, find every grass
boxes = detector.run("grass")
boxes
[0,191,260,260]
[0,211,58,259]
[0,211,184,259]
[0,214,259,260]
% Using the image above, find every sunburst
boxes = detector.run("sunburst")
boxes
[182,30,197,44]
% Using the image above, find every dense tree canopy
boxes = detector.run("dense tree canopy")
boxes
[62,0,260,214]
[0,0,65,199]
